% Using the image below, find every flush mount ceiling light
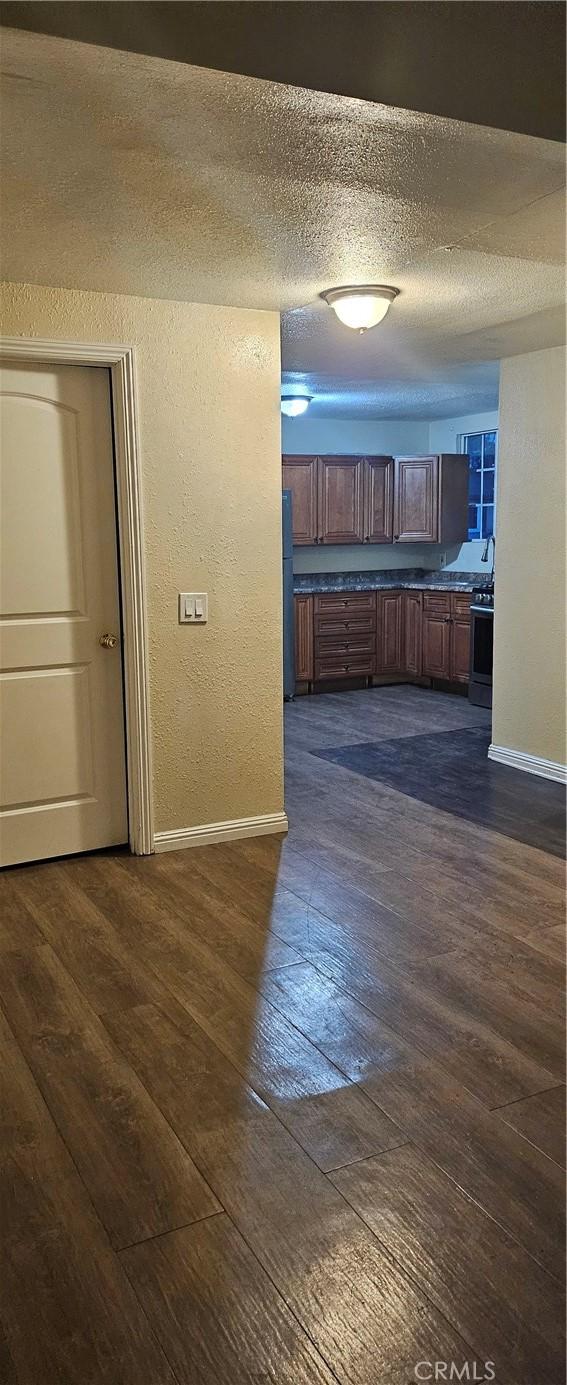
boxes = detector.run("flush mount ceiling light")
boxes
[320,285,399,333]
[281,396,312,417]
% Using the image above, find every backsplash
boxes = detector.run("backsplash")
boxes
[292,539,489,575]
[292,543,445,574]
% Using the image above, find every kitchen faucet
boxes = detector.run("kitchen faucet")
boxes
[481,534,495,576]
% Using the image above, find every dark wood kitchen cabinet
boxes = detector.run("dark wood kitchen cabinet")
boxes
[394,456,438,543]
[377,589,423,677]
[376,591,405,674]
[363,456,394,542]
[283,454,393,547]
[404,590,423,677]
[422,594,452,678]
[295,585,470,692]
[318,456,365,544]
[283,453,467,547]
[282,456,317,544]
[313,592,376,681]
[422,591,471,681]
[294,595,313,682]
[393,454,468,544]
[450,593,473,683]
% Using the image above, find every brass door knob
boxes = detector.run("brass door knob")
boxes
[99,633,118,649]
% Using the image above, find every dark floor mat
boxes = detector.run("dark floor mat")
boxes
[314,727,566,857]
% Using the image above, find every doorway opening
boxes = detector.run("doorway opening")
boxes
[279,309,499,837]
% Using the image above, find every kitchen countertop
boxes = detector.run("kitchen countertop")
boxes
[293,569,482,595]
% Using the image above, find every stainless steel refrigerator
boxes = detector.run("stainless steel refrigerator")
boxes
[282,490,295,699]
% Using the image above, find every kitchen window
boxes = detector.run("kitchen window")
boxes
[459,430,497,540]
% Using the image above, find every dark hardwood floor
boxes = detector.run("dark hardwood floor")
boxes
[1,686,565,1384]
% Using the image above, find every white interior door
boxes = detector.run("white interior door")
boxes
[1,362,128,867]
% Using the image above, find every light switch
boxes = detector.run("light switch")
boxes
[179,592,208,624]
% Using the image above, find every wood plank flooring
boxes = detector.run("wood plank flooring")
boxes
[1,686,565,1384]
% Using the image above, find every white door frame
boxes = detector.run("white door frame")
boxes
[0,336,154,855]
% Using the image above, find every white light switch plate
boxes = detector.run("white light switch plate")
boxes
[179,592,208,624]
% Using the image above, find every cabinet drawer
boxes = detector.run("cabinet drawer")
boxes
[423,592,451,615]
[315,634,375,657]
[314,592,376,615]
[451,592,471,618]
[314,613,376,639]
[315,652,376,680]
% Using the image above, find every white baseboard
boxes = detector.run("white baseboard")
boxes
[154,810,289,853]
[488,744,567,784]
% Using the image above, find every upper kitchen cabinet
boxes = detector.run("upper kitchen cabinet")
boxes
[393,454,469,544]
[318,456,365,544]
[283,454,391,546]
[363,456,394,543]
[282,452,468,546]
[394,456,438,542]
[282,455,318,544]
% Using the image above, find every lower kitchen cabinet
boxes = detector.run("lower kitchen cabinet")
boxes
[404,590,423,677]
[313,592,376,682]
[422,592,471,681]
[314,645,376,681]
[451,594,473,682]
[422,593,452,678]
[294,595,313,682]
[376,589,424,679]
[295,586,470,692]
[376,591,404,675]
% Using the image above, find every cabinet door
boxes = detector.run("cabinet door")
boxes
[394,457,439,542]
[363,457,394,542]
[421,601,449,675]
[451,618,471,683]
[318,457,364,544]
[282,456,317,545]
[377,591,404,674]
[449,594,471,682]
[404,591,422,677]
[294,595,313,681]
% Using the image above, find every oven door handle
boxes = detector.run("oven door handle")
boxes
[470,605,494,614]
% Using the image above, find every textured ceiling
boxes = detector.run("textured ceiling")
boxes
[281,362,501,422]
[1,27,565,419]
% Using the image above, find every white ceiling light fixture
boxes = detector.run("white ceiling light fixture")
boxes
[281,395,312,417]
[320,284,399,333]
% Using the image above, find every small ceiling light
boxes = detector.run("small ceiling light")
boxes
[320,284,399,333]
[281,396,312,417]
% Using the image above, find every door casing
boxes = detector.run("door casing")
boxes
[0,337,153,855]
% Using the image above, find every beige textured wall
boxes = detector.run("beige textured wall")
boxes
[1,281,284,833]
[493,345,566,766]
